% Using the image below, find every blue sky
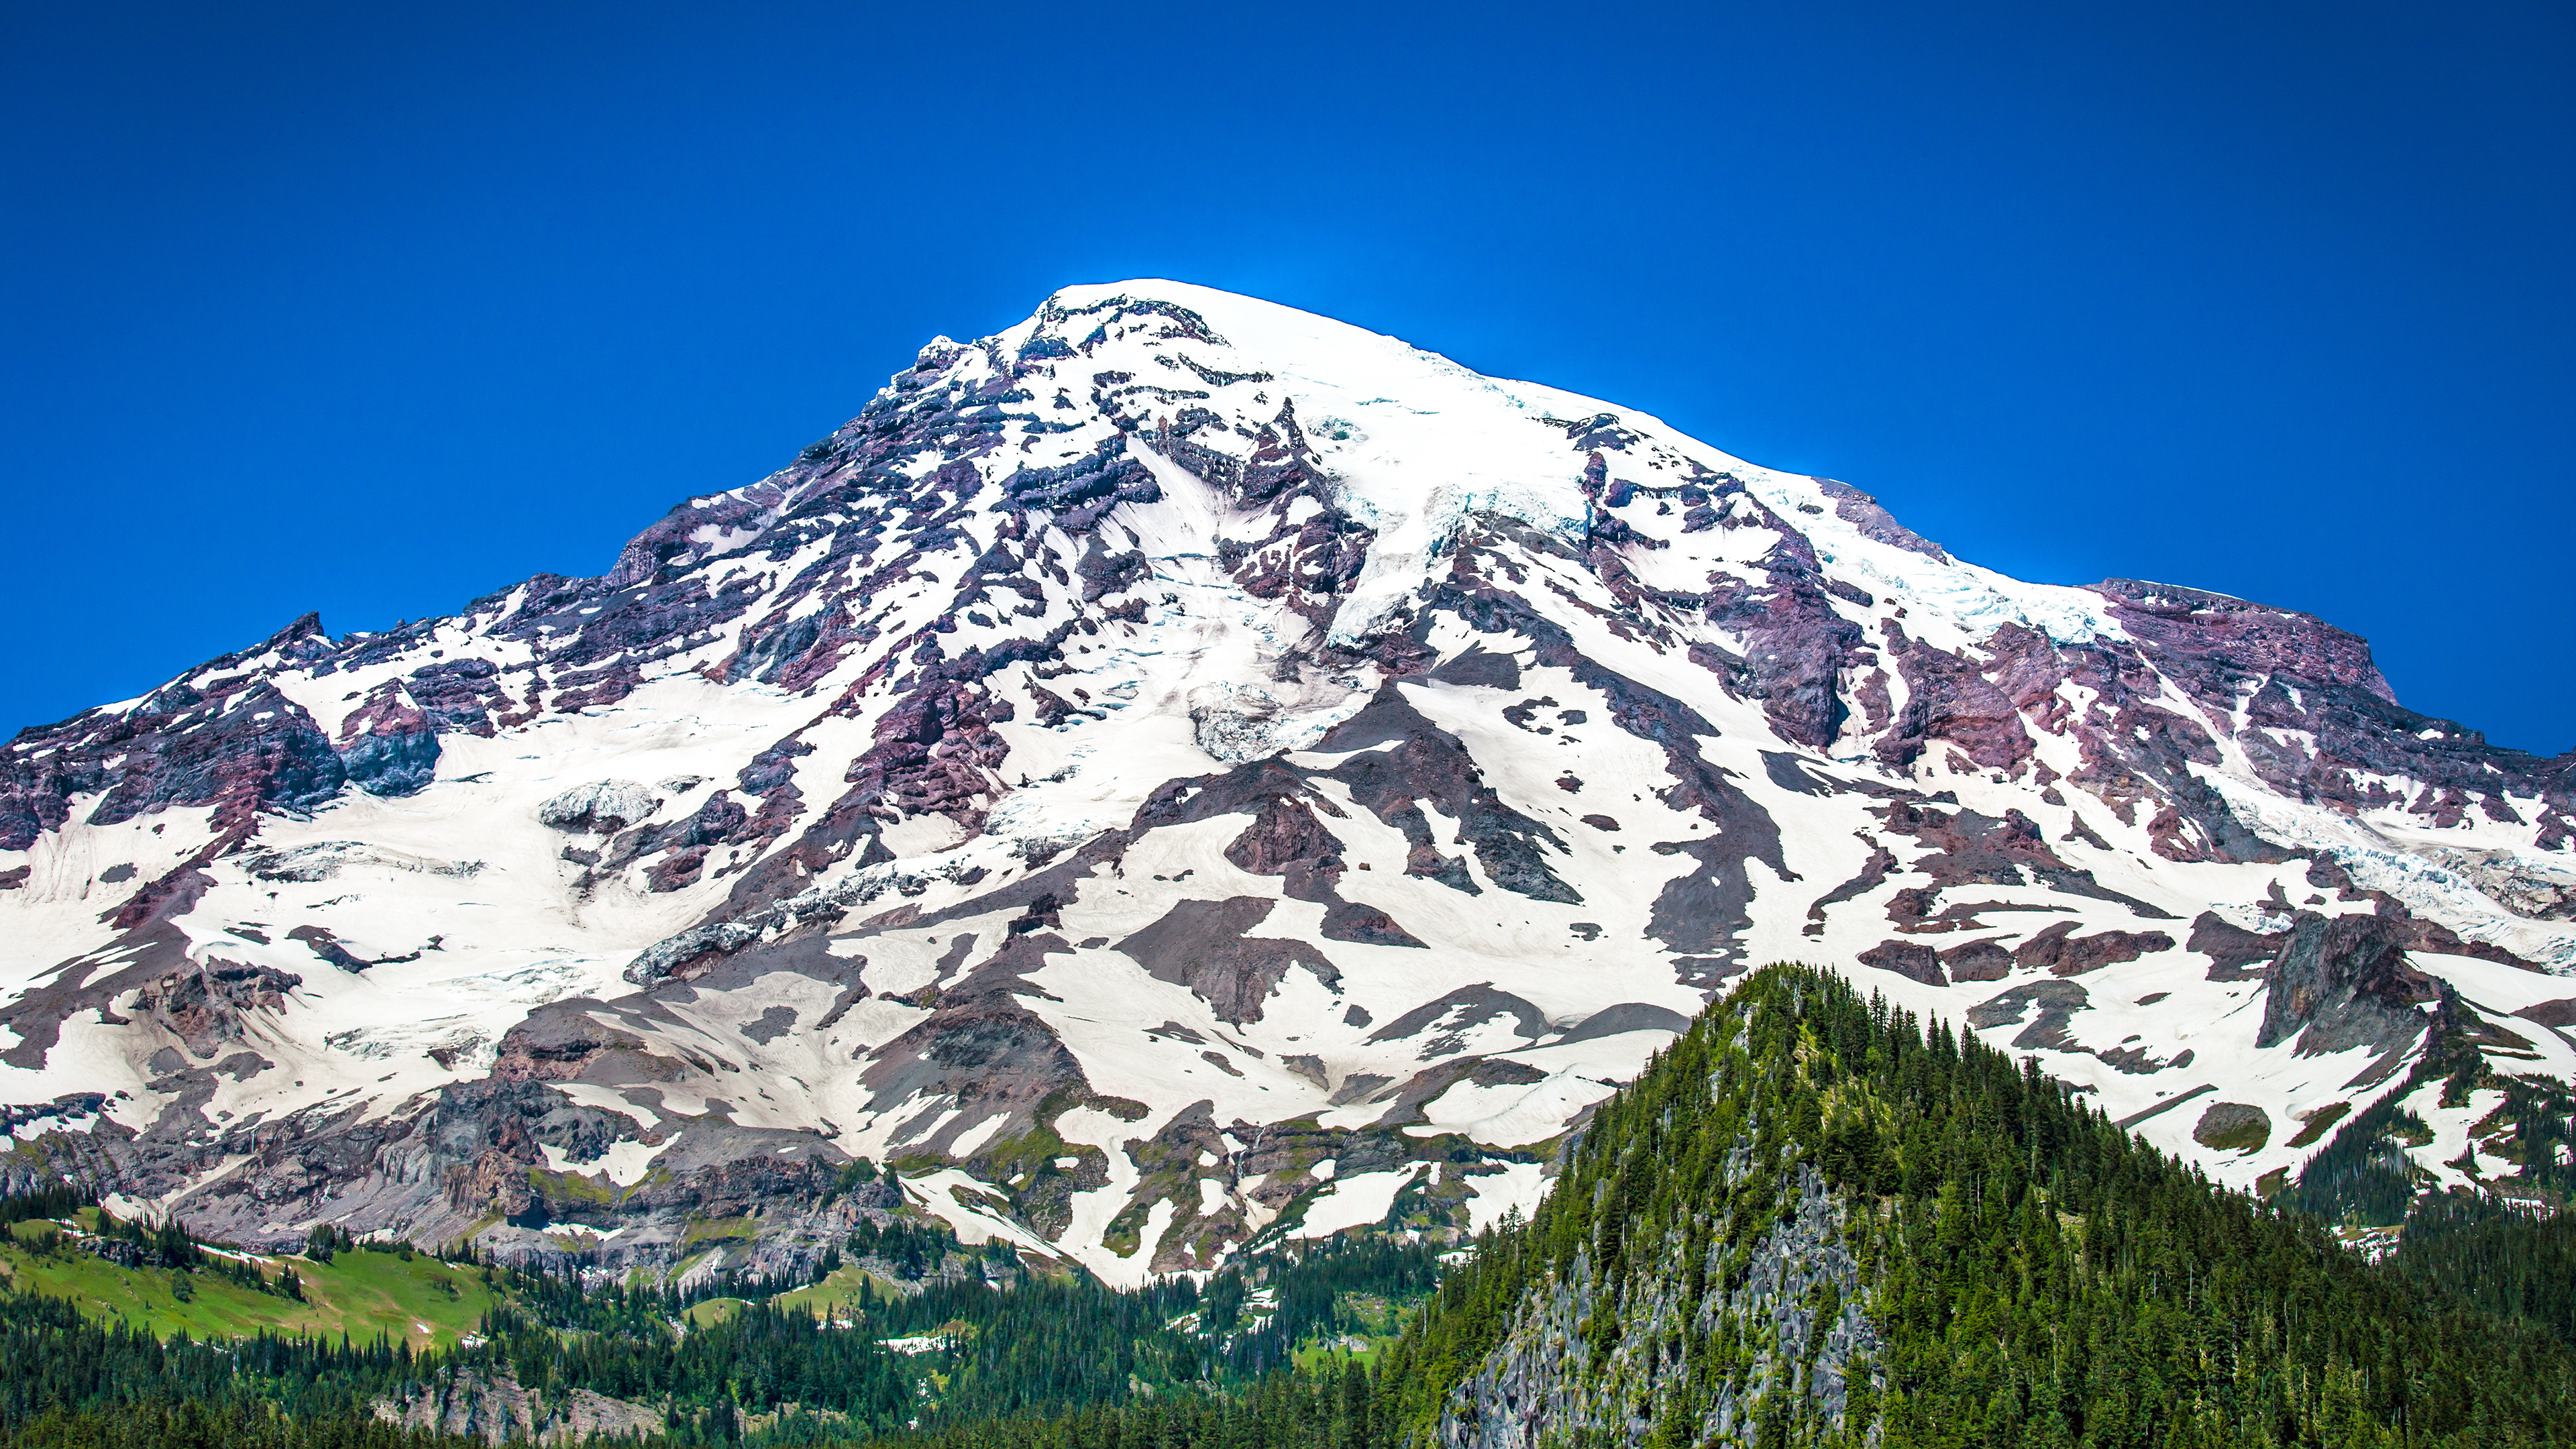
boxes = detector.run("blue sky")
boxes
[4,1,2569,752]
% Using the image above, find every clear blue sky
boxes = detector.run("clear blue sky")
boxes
[5,1,2570,753]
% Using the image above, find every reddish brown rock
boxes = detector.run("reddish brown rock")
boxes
[1860,939,1945,986]
[2012,922,2178,976]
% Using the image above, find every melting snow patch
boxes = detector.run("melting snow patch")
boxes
[1290,1169,1417,1240]
[1407,1066,1617,1148]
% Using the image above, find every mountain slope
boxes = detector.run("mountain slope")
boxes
[1371,965,2576,1448]
[2,281,2572,1278]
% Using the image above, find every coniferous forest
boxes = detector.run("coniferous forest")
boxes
[1,965,2571,1448]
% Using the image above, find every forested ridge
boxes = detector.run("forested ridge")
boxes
[0,1277,914,1444]
[1,965,2571,1448]
[2383,1193,2576,1348]
[1363,965,2576,1448]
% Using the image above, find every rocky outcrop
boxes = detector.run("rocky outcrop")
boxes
[129,959,301,1057]
[537,780,660,833]
[1440,1158,1879,1449]
[335,679,441,796]
[2257,910,2440,1084]
[2096,579,2575,838]
[378,1372,663,1445]
[1117,897,1341,1026]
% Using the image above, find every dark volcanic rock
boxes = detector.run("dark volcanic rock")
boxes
[1117,897,1342,1025]
[2188,911,2286,981]
[1966,980,2092,1051]
[2257,911,2438,1071]
[1937,937,2015,983]
[2010,921,2177,977]
[1860,939,1945,987]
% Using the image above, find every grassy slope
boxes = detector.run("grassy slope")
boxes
[681,1296,749,1328]
[0,1216,500,1348]
[771,1263,908,1319]
[5,1208,942,1348]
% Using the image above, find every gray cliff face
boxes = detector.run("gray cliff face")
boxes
[378,1372,665,1445]
[1442,1157,1880,1449]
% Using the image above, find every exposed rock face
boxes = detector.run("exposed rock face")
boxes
[2256,910,2441,1083]
[3,279,2571,1280]
[129,959,303,1058]
[537,780,660,833]
[378,1373,664,1445]
[1440,1159,1879,1449]
[1118,897,1340,1026]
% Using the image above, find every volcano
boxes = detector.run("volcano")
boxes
[5,281,2571,1283]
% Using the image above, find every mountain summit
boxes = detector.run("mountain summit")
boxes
[3,281,2571,1280]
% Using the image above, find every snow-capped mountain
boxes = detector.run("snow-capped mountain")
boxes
[4,281,2571,1282]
